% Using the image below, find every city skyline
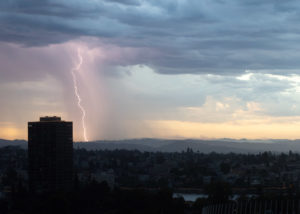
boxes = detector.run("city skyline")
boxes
[3,1,300,141]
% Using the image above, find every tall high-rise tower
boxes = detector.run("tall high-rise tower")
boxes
[28,116,73,192]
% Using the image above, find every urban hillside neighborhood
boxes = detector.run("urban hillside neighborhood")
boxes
[2,145,300,197]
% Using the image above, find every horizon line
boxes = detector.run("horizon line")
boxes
[2,137,300,142]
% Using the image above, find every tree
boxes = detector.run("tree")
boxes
[220,162,231,174]
[204,182,232,202]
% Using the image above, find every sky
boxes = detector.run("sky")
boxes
[2,0,300,141]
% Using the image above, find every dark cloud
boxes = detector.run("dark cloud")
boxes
[103,0,141,6]
[1,0,300,75]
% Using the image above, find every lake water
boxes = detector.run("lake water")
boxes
[173,193,208,202]
[173,193,258,202]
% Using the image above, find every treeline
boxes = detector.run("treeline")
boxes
[1,182,187,214]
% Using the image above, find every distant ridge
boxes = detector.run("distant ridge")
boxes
[0,139,27,148]
[1,138,300,153]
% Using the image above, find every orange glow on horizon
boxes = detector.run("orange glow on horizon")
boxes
[147,119,300,140]
[3,118,300,140]
[0,126,24,140]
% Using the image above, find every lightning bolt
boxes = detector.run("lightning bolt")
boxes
[71,49,88,142]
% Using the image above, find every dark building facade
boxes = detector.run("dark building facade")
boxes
[28,116,73,192]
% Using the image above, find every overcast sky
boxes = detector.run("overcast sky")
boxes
[2,0,300,141]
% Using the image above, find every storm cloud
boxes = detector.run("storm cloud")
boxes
[2,0,300,75]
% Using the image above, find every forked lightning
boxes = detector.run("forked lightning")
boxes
[71,49,88,142]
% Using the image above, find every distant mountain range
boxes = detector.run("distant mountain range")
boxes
[0,139,27,148]
[2,138,300,153]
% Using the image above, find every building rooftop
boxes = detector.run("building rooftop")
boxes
[39,116,61,122]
